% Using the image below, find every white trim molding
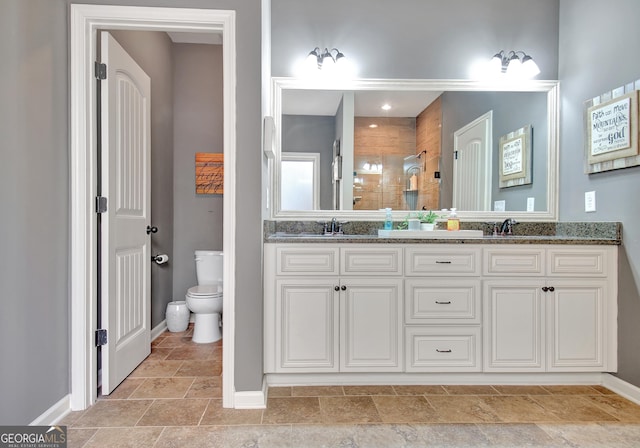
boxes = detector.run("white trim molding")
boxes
[602,373,640,406]
[30,395,71,426]
[234,379,268,409]
[70,4,237,410]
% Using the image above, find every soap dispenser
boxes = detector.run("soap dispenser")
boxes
[447,208,460,231]
[384,208,393,230]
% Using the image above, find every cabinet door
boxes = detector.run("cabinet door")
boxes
[484,280,545,371]
[275,279,339,372]
[548,279,608,371]
[340,278,403,372]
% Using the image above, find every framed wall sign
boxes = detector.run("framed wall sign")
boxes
[499,124,532,188]
[585,82,640,174]
[195,152,224,194]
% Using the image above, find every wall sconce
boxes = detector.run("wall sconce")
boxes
[306,47,346,70]
[489,50,540,78]
[362,161,382,172]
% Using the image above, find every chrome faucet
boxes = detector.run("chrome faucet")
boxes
[320,218,346,235]
[500,218,518,235]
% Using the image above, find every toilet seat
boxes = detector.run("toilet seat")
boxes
[187,284,223,298]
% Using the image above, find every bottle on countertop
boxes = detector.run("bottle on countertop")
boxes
[384,208,393,230]
[446,208,460,231]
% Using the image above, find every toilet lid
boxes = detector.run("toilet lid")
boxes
[187,285,223,297]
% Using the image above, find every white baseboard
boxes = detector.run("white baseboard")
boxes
[233,377,267,409]
[151,320,168,341]
[30,394,71,426]
[265,372,604,387]
[602,373,640,405]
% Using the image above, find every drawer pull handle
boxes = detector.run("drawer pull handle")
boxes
[436,349,452,353]
[435,300,452,305]
[435,261,452,264]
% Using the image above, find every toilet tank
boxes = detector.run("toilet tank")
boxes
[194,250,223,285]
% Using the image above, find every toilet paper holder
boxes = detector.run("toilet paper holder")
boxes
[152,254,169,265]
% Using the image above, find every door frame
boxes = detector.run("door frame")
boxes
[69,4,237,410]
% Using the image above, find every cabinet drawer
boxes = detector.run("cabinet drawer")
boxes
[547,248,610,277]
[405,246,480,276]
[405,279,480,324]
[276,247,339,275]
[405,327,481,372]
[483,247,544,275]
[341,247,402,275]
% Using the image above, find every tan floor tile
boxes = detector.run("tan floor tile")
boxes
[83,427,163,448]
[200,399,263,425]
[538,422,640,448]
[343,385,396,396]
[267,386,292,397]
[67,428,97,448]
[443,385,500,395]
[591,385,616,395]
[531,395,619,422]
[175,360,221,377]
[541,385,603,395]
[290,386,344,396]
[416,423,491,446]
[156,425,292,448]
[477,423,558,446]
[146,347,173,361]
[319,396,382,424]
[156,336,196,348]
[165,345,221,361]
[73,400,153,427]
[99,378,145,400]
[392,385,447,395]
[130,377,195,399]
[128,360,183,378]
[426,395,501,423]
[263,396,322,424]
[492,385,551,395]
[479,395,559,423]
[186,377,222,399]
[59,410,88,427]
[372,395,439,423]
[136,398,209,426]
[585,395,640,422]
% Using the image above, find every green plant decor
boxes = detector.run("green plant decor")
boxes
[396,210,443,230]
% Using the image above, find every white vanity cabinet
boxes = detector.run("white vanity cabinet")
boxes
[483,246,617,373]
[264,244,403,373]
[404,246,482,372]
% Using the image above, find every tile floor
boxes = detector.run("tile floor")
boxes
[61,326,640,447]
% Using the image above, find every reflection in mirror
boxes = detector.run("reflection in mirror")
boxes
[272,79,559,222]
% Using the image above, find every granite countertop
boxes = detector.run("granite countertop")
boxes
[264,221,621,246]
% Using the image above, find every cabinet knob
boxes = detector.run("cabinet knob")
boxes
[548,286,555,292]
[334,286,340,291]
[542,286,548,292]
[341,285,347,291]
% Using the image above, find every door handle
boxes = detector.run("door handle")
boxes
[146,225,158,235]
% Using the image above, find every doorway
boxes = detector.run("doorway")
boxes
[70,5,237,410]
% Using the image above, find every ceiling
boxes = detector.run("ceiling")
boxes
[281,89,443,118]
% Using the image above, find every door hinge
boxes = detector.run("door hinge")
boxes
[96,196,108,214]
[95,329,108,347]
[95,62,107,80]
[454,150,459,160]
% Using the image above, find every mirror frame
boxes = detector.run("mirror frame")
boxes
[269,77,559,222]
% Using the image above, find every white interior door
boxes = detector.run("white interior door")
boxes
[100,32,151,394]
[453,111,493,211]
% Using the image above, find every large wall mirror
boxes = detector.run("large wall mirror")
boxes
[269,78,559,222]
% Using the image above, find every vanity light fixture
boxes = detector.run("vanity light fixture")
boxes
[306,47,346,70]
[490,50,540,78]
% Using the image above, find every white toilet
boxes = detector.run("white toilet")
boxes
[185,250,223,343]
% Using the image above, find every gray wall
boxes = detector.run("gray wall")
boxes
[271,0,559,79]
[558,0,640,386]
[173,44,224,300]
[282,115,335,209]
[108,29,176,328]
[0,0,261,424]
[440,91,548,212]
